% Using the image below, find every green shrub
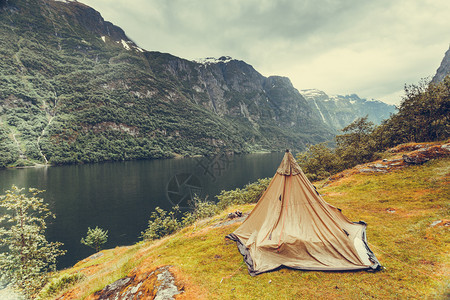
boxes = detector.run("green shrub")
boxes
[182,196,218,226]
[216,178,270,210]
[140,207,182,241]
[37,273,85,299]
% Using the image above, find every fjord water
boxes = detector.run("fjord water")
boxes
[0,152,283,268]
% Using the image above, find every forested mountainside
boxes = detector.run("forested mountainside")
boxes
[0,0,339,167]
[300,89,397,131]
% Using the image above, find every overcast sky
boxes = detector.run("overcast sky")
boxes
[81,0,449,105]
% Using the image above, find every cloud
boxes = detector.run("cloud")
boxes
[81,0,450,105]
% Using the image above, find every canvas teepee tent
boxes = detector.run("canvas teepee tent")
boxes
[227,150,381,276]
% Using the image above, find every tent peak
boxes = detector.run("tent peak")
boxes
[277,151,302,175]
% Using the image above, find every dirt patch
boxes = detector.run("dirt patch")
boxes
[212,214,248,228]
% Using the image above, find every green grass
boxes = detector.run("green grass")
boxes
[47,158,449,299]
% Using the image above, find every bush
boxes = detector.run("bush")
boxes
[140,207,182,241]
[216,178,270,210]
[37,273,85,298]
[182,196,218,226]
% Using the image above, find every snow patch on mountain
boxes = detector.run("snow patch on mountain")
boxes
[194,56,233,65]
[120,39,131,50]
[300,89,328,99]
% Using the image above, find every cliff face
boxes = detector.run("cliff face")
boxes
[431,45,450,84]
[155,55,321,130]
[300,89,397,131]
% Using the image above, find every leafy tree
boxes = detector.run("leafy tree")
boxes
[0,185,66,297]
[381,76,450,146]
[335,116,379,168]
[80,226,108,253]
[296,143,343,181]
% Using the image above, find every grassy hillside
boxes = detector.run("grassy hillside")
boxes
[37,148,449,299]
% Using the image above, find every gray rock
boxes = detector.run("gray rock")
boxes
[403,154,429,165]
[155,266,182,300]
[430,220,442,227]
[371,164,387,169]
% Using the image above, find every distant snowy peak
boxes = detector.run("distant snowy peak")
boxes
[194,56,234,65]
[300,89,329,99]
[302,89,385,105]
[301,88,397,130]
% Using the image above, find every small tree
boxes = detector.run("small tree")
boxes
[0,185,66,297]
[335,116,379,168]
[80,227,108,252]
[140,207,181,241]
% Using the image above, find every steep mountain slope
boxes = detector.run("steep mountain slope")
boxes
[300,89,397,131]
[0,0,333,167]
[431,45,450,84]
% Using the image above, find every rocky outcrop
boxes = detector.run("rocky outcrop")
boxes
[326,142,450,183]
[431,45,450,84]
[89,266,182,300]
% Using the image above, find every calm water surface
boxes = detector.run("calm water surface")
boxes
[0,152,283,268]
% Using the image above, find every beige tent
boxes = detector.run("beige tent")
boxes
[227,150,381,275]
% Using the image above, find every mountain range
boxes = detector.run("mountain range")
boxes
[0,0,398,167]
[300,89,396,130]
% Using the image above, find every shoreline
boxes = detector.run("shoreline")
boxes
[2,149,278,170]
